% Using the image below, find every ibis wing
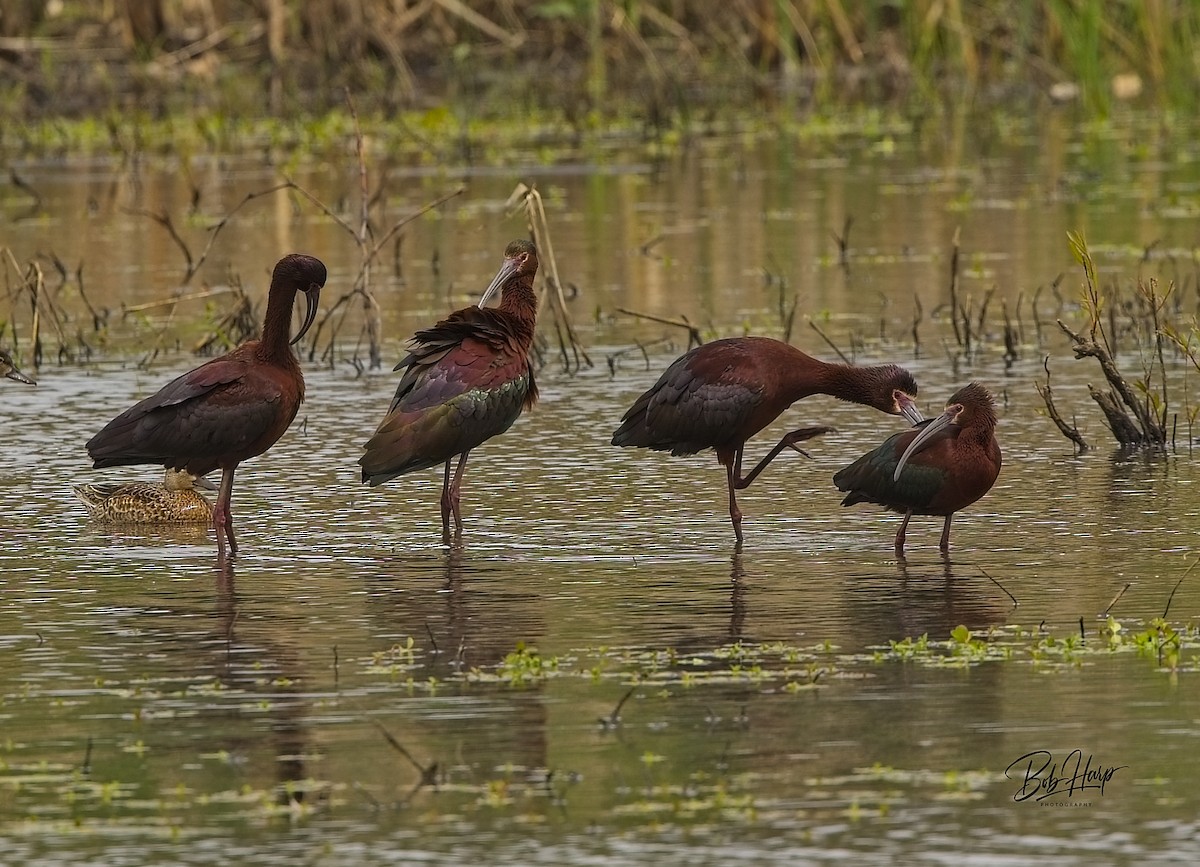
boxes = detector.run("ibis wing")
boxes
[87,358,284,471]
[361,335,534,483]
[613,351,764,455]
[834,425,952,511]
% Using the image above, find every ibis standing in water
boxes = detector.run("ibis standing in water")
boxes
[86,253,326,557]
[612,337,924,542]
[359,239,540,541]
[833,381,1001,556]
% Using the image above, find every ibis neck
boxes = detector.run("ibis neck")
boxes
[259,284,299,363]
[789,356,884,404]
[498,275,538,347]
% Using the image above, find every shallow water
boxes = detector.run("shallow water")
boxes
[3,122,1200,864]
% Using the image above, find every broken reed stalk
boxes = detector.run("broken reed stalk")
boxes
[301,182,466,367]
[1056,316,1165,445]
[48,253,104,332]
[4,249,73,364]
[507,181,592,372]
[808,318,851,363]
[125,180,295,286]
[616,307,703,348]
[605,335,675,374]
[28,261,41,364]
[1036,355,1089,452]
[1001,299,1018,368]
[832,216,853,268]
[911,293,923,356]
[1056,233,1168,446]
[948,226,963,346]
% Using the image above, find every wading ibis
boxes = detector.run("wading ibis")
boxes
[2,349,35,384]
[86,253,325,557]
[74,468,216,524]
[834,381,1001,556]
[612,337,923,542]
[359,239,540,540]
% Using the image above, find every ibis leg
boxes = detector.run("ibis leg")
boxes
[894,510,913,558]
[445,451,470,539]
[939,515,953,552]
[439,460,453,540]
[724,459,744,545]
[733,426,835,491]
[214,466,238,558]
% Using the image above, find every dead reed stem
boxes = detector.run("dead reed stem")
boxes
[507,182,591,372]
[807,318,851,364]
[616,307,702,348]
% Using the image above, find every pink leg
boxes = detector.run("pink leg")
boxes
[894,510,913,558]
[939,514,953,552]
[439,460,453,540]
[447,452,470,537]
[733,427,835,490]
[724,457,744,544]
[214,466,238,558]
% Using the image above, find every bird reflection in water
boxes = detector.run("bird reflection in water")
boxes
[211,559,321,812]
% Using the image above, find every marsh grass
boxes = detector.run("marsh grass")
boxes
[2,1,1199,143]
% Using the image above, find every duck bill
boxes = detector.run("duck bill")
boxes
[477,258,520,308]
[893,409,957,482]
[290,286,321,345]
[192,474,218,491]
[4,367,35,385]
[897,393,924,425]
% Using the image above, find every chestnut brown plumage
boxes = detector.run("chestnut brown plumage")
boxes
[834,381,1001,556]
[612,337,923,542]
[359,239,540,541]
[86,253,326,557]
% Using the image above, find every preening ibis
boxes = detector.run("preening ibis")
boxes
[86,253,325,557]
[612,336,923,542]
[834,381,1001,556]
[359,239,540,541]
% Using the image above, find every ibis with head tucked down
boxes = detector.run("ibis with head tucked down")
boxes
[833,381,1001,556]
[86,253,326,557]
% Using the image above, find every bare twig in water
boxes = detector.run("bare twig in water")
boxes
[911,293,923,356]
[1102,582,1132,618]
[1036,355,1089,452]
[807,318,850,364]
[616,307,703,348]
[948,226,963,347]
[369,719,439,785]
[9,167,43,219]
[606,335,675,374]
[1162,558,1198,620]
[298,174,465,367]
[831,216,853,268]
[978,568,1019,609]
[598,685,637,729]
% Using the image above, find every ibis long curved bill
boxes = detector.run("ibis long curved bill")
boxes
[477,254,524,308]
[290,282,322,345]
[896,391,924,426]
[894,404,960,482]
